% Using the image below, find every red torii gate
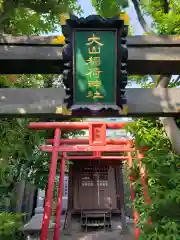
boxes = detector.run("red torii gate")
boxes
[28,121,150,240]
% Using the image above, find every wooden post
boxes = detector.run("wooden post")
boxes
[127,152,140,240]
[54,153,66,240]
[118,164,128,234]
[64,163,73,235]
[40,128,61,240]
[137,150,152,225]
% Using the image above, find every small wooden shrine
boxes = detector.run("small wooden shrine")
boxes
[28,121,149,240]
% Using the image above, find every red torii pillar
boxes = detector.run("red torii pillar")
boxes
[54,152,66,240]
[28,122,130,240]
[39,128,61,240]
[137,149,152,225]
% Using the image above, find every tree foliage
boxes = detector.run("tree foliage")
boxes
[127,119,180,239]
[0,1,84,217]
[0,0,82,33]
[0,212,24,240]
[0,0,180,239]
[91,0,180,238]
[91,0,128,17]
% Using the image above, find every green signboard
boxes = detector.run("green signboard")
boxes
[61,15,127,116]
[73,30,117,105]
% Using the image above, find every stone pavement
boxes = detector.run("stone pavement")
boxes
[24,214,134,240]
[48,219,134,240]
[48,229,134,240]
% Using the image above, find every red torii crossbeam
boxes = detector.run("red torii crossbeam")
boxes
[28,121,150,240]
[46,138,134,145]
[28,122,127,130]
[40,144,132,152]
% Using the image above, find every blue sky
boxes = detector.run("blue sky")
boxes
[77,0,145,35]
[51,0,148,36]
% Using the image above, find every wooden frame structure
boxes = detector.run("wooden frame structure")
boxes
[0,12,177,240]
[28,121,150,240]
[1,88,180,116]
[0,12,180,117]
[0,34,180,74]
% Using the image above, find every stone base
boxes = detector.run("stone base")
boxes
[23,213,65,240]
[23,215,134,240]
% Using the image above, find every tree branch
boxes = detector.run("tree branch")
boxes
[131,0,153,33]
[156,75,171,87]
[157,76,180,155]
[132,0,180,155]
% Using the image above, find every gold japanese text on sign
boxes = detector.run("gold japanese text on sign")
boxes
[85,33,104,100]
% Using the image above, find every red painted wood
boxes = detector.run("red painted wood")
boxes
[47,138,89,144]
[128,152,140,240]
[138,151,150,203]
[89,123,106,146]
[64,155,129,160]
[137,150,152,228]
[53,153,65,240]
[47,138,132,145]
[28,122,127,129]
[93,151,101,158]
[28,121,151,240]
[138,146,150,152]
[40,144,132,152]
[62,152,129,160]
[40,128,61,240]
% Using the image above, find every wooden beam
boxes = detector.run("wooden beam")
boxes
[40,145,132,152]
[127,35,180,45]
[0,88,180,117]
[47,138,132,145]
[0,34,179,45]
[28,122,126,129]
[0,35,180,74]
[64,155,128,160]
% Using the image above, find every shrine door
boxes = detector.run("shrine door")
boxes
[75,164,117,210]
